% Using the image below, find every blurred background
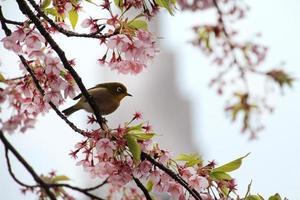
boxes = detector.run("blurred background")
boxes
[1,0,300,199]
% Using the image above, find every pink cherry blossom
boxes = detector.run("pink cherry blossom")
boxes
[44,90,64,106]
[168,182,184,198]
[96,138,116,158]
[24,32,45,50]
[189,175,209,191]
[45,57,64,75]
[1,36,22,53]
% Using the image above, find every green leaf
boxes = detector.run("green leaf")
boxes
[155,0,175,15]
[114,0,123,10]
[127,123,144,132]
[41,0,51,9]
[44,8,58,17]
[175,153,203,167]
[130,132,156,140]
[0,73,5,82]
[125,134,141,163]
[213,153,250,173]
[210,171,232,181]
[146,180,154,192]
[68,9,78,30]
[128,19,148,30]
[268,194,282,200]
[246,195,264,200]
[52,175,70,183]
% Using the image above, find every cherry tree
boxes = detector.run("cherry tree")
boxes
[0,0,292,199]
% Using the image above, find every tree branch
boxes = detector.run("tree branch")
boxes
[141,152,202,200]
[133,177,152,200]
[4,147,38,188]
[48,183,105,200]
[84,178,108,191]
[0,130,57,200]
[27,0,109,39]
[16,0,106,130]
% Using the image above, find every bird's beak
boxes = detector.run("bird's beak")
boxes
[126,93,132,97]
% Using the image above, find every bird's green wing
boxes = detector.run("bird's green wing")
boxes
[72,84,107,100]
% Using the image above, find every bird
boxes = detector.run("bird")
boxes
[62,82,132,117]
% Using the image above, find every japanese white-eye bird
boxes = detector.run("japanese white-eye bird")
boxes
[62,82,132,116]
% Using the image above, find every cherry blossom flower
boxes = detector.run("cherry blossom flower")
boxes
[24,31,45,51]
[189,175,209,191]
[168,182,184,198]
[44,90,64,106]
[96,138,116,158]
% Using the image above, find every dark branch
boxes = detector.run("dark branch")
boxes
[15,0,106,130]
[84,178,108,191]
[0,131,57,200]
[48,183,105,200]
[141,152,202,200]
[0,6,12,35]
[0,18,23,26]
[27,0,109,39]
[4,147,37,188]
[133,177,152,200]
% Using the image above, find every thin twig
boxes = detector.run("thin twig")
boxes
[0,131,57,200]
[0,18,23,26]
[141,152,202,200]
[48,183,105,200]
[4,147,38,188]
[27,0,111,39]
[84,178,108,191]
[15,0,105,130]
[133,177,152,200]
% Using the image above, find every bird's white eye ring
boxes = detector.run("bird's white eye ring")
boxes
[117,87,123,93]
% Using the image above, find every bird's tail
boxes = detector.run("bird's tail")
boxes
[62,104,80,117]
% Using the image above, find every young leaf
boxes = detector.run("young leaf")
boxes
[128,20,148,30]
[0,73,5,82]
[268,194,282,200]
[213,153,250,173]
[41,0,51,9]
[52,175,70,183]
[114,0,123,10]
[68,9,78,30]
[127,123,144,132]
[210,171,232,181]
[155,0,175,15]
[125,134,141,163]
[130,132,156,140]
[146,180,154,192]
[175,153,203,167]
[44,8,58,17]
[246,195,264,200]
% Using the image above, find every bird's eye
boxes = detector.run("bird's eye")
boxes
[116,87,123,93]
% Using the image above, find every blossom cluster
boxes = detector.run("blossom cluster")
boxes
[100,30,158,75]
[80,0,160,75]
[0,26,78,133]
[70,113,247,200]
